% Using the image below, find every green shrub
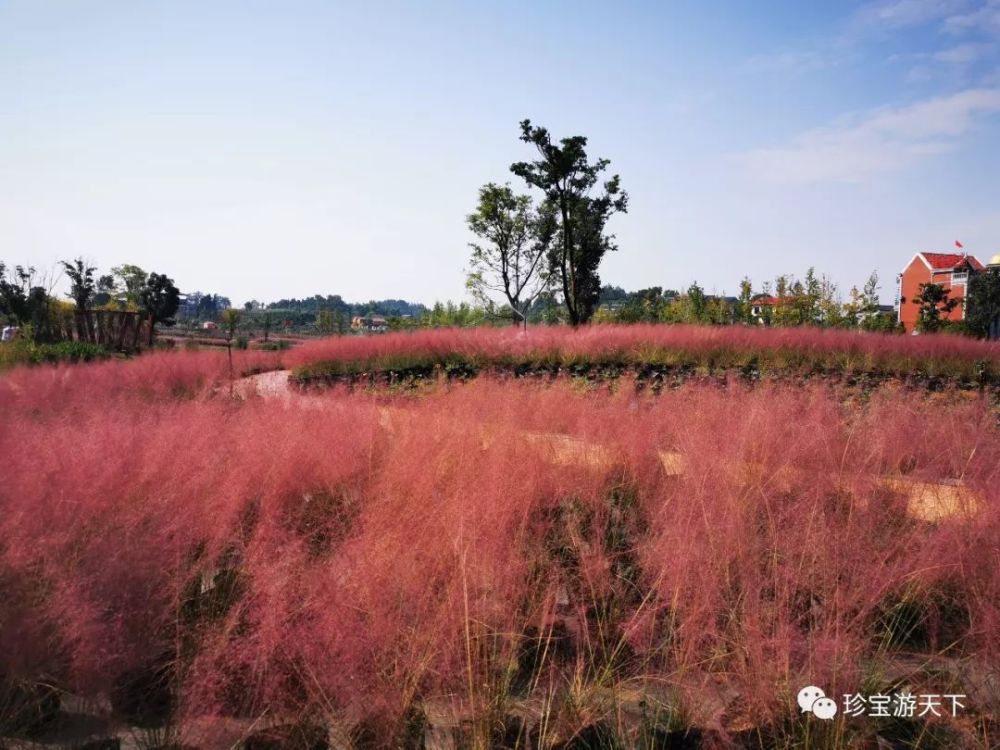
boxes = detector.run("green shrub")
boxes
[260,339,292,351]
[0,339,110,369]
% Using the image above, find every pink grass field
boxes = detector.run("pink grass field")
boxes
[1,339,999,747]
[286,324,1000,377]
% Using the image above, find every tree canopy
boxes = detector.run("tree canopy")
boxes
[914,282,958,333]
[60,258,96,311]
[966,267,1000,339]
[510,120,628,325]
[139,272,181,344]
[465,182,553,326]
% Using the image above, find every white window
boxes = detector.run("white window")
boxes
[952,270,968,285]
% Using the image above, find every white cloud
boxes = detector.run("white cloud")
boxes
[934,42,991,62]
[744,49,834,75]
[857,0,970,29]
[740,88,1000,183]
[943,0,1000,34]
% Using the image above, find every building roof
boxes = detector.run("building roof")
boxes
[751,296,781,306]
[920,252,984,271]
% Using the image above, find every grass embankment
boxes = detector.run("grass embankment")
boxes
[287,325,1000,388]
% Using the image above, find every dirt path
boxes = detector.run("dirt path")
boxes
[232,369,295,400]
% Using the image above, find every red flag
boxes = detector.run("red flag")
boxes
[955,240,964,249]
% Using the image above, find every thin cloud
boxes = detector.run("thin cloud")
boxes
[745,1,989,81]
[744,49,835,75]
[740,87,1000,183]
[943,0,1000,34]
[856,0,971,29]
[934,42,992,62]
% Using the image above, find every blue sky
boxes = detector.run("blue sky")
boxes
[2,0,999,306]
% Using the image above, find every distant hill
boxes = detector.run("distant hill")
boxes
[266,295,427,318]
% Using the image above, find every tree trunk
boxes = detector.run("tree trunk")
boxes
[227,343,234,397]
[559,195,579,326]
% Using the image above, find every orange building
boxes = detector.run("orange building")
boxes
[895,252,984,332]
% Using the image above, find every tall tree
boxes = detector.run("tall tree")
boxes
[736,277,754,324]
[466,183,552,327]
[60,257,96,311]
[197,294,221,320]
[803,267,821,324]
[139,272,181,345]
[857,271,888,331]
[510,120,628,325]
[816,274,842,327]
[684,282,707,324]
[0,262,36,323]
[262,310,273,342]
[221,308,241,394]
[93,275,116,306]
[772,274,795,326]
[111,264,148,308]
[316,309,334,334]
[966,267,1000,339]
[914,282,958,333]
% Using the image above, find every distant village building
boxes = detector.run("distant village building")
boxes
[749,296,780,323]
[351,315,389,333]
[895,252,986,333]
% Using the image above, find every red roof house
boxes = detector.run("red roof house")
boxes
[896,252,984,332]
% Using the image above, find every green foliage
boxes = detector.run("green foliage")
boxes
[863,312,903,334]
[262,310,273,341]
[110,264,148,308]
[965,267,1000,339]
[0,262,39,323]
[139,272,181,345]
[221,308,242,341]
[510,120,628,325]
[914,282,959,333]
[316,309,335,334]
[265,294,426,320]
[683,282,707,323]
[466,182,551,326]
[422,300,488,328]
[139,272,181,327]
[0,264,67,342]
[736,277,754,324]
[60,257,97,311]
[614,287,667,323]
[0,338,109,369]
[260,339,292,351]
[196,293,222,319]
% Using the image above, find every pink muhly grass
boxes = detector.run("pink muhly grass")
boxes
[0,347,283,420]
[286,324,1000,380]
[1,367,998,740]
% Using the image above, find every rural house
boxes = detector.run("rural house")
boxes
[350,315,389,333]
[750,295,780,323]
[895,252,986,333]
